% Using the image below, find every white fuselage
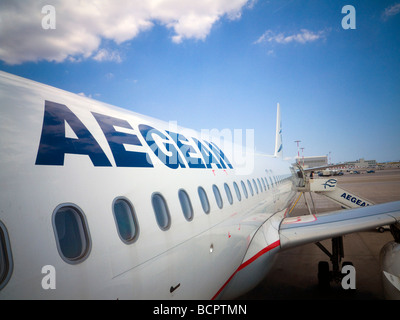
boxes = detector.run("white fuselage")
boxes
[0,71,297,299]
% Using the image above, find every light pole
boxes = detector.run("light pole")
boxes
[294,140,301,164]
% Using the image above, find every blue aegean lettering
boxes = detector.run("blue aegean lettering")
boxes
[35,100,234,170]
[340,192,369,207]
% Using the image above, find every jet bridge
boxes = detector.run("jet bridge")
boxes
[291,164,376,289]
[294,165,374,214]
[299,176,374,209]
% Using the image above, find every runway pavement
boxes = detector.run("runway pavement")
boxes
[238,168,400,300]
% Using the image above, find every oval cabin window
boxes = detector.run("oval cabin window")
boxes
[224,183,233,205]
[233,182,241,201]
[152,193,171,231]
[213,185,223,209]
[113,198,139,243]
[53,205,91,264]
[241,180,248,199]
[0,221,13,290]
[198,187,210,214]
[179,189,194,221]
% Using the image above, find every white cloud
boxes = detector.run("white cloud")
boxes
[0,0,250,65]
[92,49,122,63]
[254,29,327,45]
[382,3,400,20]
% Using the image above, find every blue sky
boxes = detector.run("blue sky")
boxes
[1,0,399,163]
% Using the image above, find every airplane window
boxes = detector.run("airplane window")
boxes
[252,179,259,194]
[247,180,254,196]
[257,178,263,192]
[264,177,270,190]
[241,180,248,199]
[53,205,91,264]
[269,177,274,188]
[198,187,210,214]
[179,189,194,221]
[213,185,223,209]
[261,178,266,191]
[113,198,139,243]
[0,221,12,290]
[224,183,233,205]
[233,182,241,201]
[152,193,171,231]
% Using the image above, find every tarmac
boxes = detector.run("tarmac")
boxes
[239,168,400,300]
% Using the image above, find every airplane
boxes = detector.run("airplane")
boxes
[0,70,399,300]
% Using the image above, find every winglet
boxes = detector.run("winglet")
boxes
[274,103,283,158]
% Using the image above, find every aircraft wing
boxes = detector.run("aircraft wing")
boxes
[279,201,400,250]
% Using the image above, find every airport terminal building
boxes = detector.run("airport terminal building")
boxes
[295,156,328,168]
[345,158,377,168]
[294,156,377,169]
